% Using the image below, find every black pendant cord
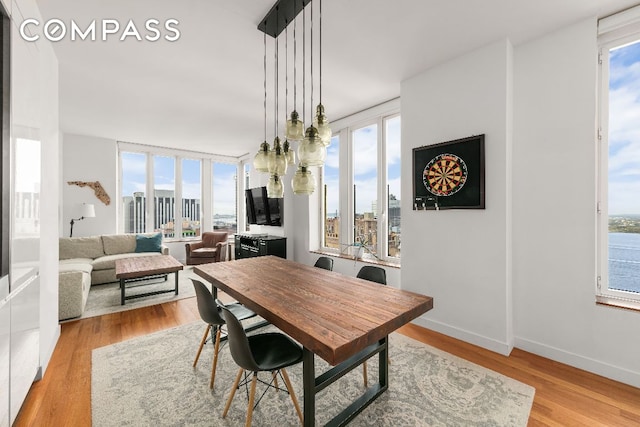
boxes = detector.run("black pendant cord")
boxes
[319,0,322,104]
[264,29,267,143]
[293,16,297,112]
[310,0,313,123]
[285,25,288,121]
[274,34,278,140]
[302,0,306,125]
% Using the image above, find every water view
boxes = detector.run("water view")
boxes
[609,232,640,293]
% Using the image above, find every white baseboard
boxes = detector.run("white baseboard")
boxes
[412,316,513,356]
[515,336,640,389]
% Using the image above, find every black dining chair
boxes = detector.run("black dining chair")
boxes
[191,279,256,389]
[356,266,388,387]
[219,302,304,426]
[313,256,334,271]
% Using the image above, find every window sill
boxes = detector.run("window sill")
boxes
[596,295,640,313]
[310,249,401,269]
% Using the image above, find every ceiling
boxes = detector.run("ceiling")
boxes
[35,0,639,158]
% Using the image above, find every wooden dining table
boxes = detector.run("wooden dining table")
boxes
[194,256,433,427]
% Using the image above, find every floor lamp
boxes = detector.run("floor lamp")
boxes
[70,203,95,237]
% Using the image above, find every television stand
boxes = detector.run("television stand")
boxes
[234,234,287,259]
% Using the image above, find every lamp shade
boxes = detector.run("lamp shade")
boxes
[298,125,326,167]
[292,165,315,195]
[267,137,288,176]
[313,104,332,146]
[81,203,95,218]
[285,110,305,141]
[267,174,284,198]
[253,141,271,173]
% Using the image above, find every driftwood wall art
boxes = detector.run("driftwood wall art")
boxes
[67,181,111,205]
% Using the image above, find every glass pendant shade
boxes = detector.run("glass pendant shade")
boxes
[268,137,288,176]
[313,104,332,146]
[267,174,284,198]
[253,141,270,173]
[283,140,296,165]
[285,110,305,141]
[298,125,326,167]
[292,165,315,195]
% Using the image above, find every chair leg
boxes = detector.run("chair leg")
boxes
[362,361,368,387]
[209,326,222,389]
[193,324,211,367]
[223,368,244,418]
[272,371,279,391]
[281,368,303,425]
[245,372,258,427]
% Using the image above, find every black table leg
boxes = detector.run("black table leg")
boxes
[120,278,125,305]
[174,270,179,295]
[303,347,315,427]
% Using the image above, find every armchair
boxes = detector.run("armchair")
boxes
[185,231,229,265]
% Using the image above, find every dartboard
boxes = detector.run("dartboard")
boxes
[423,153,468,196]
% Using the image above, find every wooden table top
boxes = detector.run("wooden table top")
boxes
[115,255,183,279]
[194,256,433,366]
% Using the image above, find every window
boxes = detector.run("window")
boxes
[353,124,379,257]
[118,143,239,240]
[598,12,640,305]
[153,155,175,238]
[323,135,340,249]
[121,152,147,234]
[320,100,401,263]
[386,115,401,258]
[212,162,238,235]
[181,158,201,237]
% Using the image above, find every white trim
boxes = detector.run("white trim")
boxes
[515,336,640,388]
[412,316,513,356]
[599,4,640,36]
[118,140,238,164]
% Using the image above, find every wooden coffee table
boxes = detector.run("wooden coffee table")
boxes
[115,255,184,305]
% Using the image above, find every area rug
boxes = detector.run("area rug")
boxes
[77,267,200,320]
[92,322,535,426]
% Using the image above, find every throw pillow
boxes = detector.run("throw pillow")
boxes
[135,232,163,253]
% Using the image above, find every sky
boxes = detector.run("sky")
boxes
[121,152,237,217]
[608,39,640,215]
[324,116,401,217]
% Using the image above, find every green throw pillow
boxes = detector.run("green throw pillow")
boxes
[135,233,163,253]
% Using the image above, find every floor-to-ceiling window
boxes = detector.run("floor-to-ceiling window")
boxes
[597,13,640,306]
[118,143,239,240]
[319,99,401,263]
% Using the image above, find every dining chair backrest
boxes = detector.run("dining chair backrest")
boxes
[219,303,261,372]
[356,265,387,286]
[192,279,225,326]
[313,256,334,271]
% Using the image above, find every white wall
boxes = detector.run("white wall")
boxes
[62,134,117,237]
[513,18,640,387]
[401,39,514,355]
[11,0,60,378]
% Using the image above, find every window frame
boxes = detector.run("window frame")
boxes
[318,99,401,264]
[118,141,241,241]
[597,16,640,305]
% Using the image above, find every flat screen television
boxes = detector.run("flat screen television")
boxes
[246,187,282,226]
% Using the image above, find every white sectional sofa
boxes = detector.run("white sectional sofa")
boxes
[58,233,169,321]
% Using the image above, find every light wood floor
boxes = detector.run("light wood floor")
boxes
[14,297,640,426]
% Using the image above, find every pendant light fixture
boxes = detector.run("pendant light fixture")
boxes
[253,29,270,173]
[313,0,331,146]
[285,14,304,141]
[257,0,328,196]
[298,1,326,168]
[267,20,285,198]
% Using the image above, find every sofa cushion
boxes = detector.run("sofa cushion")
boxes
[60,257,93,265]
[59,236,104,260]
[101,234,138,255]
[91,252,163,271]
[135,232,163,253]
[59,262,93,275]
[190,247,218,258]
